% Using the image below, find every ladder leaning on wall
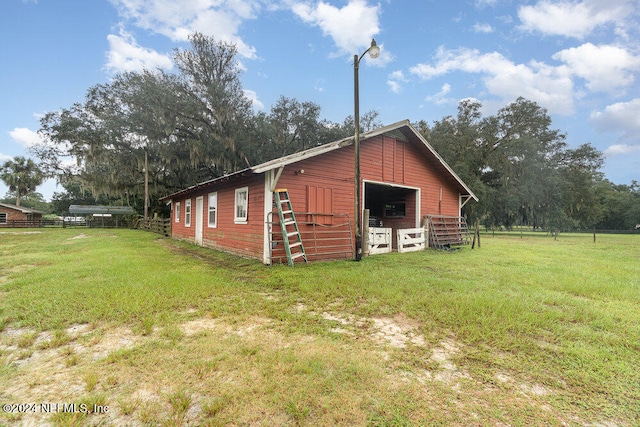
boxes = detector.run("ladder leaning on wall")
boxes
[273,189,308,267]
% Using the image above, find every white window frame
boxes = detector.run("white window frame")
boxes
[234,187,248,224]
[208,192,218,228]
[175,202,180,223]
[185,199,192,227]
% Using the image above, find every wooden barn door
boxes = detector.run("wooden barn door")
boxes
[195,196,204,246]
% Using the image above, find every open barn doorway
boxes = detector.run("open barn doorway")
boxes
[364,181,419,249]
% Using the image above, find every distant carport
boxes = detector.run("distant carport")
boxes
[69,205,134,227]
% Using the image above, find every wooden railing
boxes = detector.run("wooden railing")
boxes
[135,218,171,236]
[267,212,354,263]
[0,220,53,228]
[397,227,426,253]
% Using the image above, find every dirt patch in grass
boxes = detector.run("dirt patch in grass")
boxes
[180,318,220,336]
[0,315,301,425]
[315,308,427,349]
[67,233,91,240]
[0,304,628,426]
[0,312,420,425]
[370,315,426,348]
[495,371,551,397]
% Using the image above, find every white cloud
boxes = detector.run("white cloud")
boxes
[472,23,494,33]
[387,80,401,94]
[243,89,264,110]
[9,127,43,149]
[109,0,259,58]
[105,28,174,73]
[409,47,575,114]
[387,70,407,94]
[475,0,498,7]
[425,83,454,105]
[590,98,640,137]
[604,144,640,156]
[0,152,12,162]
[291,0,381,58]
[553,43,640,92]
[518,0,635,39]
[592,98,640,163]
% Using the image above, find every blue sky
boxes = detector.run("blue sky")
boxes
[1,0,639,200]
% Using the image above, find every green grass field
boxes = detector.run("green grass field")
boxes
[1,228,638,426]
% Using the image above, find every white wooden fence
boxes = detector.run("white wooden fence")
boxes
[368,227,427,255]
[368,227,392,254]
[396,227,426,253]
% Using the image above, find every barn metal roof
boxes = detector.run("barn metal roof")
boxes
[68,205,134,215]
[160,120,478,202]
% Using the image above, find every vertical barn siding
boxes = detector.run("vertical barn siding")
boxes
[271,147,356,262]
[276,146,355,220]
[167,131,465,262]
[170,173,265,259]
[360,136,460,217]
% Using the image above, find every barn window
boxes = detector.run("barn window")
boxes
[0,212,6,224]
[307,185,333,224]
[234,187,248,224]
[208,192,217,228]
[185,199,191,227]
[385,202,406,218]
[175,202,180,223]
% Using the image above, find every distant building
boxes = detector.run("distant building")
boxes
[0,203,44,227]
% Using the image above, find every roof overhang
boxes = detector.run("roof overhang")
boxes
[160,169,252,202]
[0,203,45,214]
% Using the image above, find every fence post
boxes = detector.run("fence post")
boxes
[422,216,429,248]
[363,209,370,256]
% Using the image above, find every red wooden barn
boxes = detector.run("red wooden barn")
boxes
[160,120,477,264]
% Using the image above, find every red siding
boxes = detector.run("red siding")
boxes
[170,173,265,259]
[360,136,460,217]
[167,132,464,263]
[270,148,356,262]
[275,147,355,220]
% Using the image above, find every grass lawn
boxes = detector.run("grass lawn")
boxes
[0,228,638,426]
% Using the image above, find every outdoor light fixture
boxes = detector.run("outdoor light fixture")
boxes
[367,39,380,59]
[354,38,380,262]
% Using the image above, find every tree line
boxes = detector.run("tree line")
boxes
[416,99,639,231]
[28,33,378,217]
[2,33,638,231]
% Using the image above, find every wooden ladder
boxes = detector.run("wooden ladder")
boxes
[274,189,308,266]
